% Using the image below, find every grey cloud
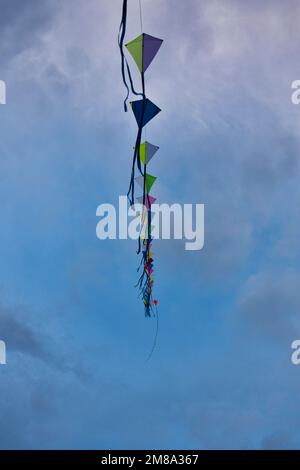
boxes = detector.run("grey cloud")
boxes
[0,0,300,451]
[237,270,300,341]
[0,0,56,67]
[261,432,297,450]
[0,304,89,380]
[0,304,50,360]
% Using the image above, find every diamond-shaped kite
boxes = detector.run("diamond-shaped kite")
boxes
[130,99,161,128]
[126,33,163,73]
[135,173,157,193]
[139,141,159,165]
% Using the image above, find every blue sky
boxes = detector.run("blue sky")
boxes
[1,0,300,449]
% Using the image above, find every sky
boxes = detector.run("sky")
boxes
[0,0,300,450]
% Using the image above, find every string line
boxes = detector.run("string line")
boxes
[139,0,143,33]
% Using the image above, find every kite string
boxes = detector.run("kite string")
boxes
[139,0,146,140]
[139,0,143,33]
[146,299,159,362]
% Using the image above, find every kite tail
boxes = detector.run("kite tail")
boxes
[146,299,159,361]
[118,0,143,112]
[138,72,154,317]
[127,123,144,206]
[127,74,146,206]
[135,199,154,317]
[142,221,154,317]
[125,60,143,99]
[118,0,129,111]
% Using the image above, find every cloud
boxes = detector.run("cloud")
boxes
[261,432,298,450]
[0,303,50,360]
[0,0,55,67]
[0,302,91,383]
[1,0,300,450]
[237,270,300,341]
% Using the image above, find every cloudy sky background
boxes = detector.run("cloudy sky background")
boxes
[1,0,300,449]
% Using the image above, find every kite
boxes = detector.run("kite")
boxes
[118,0,163,317]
